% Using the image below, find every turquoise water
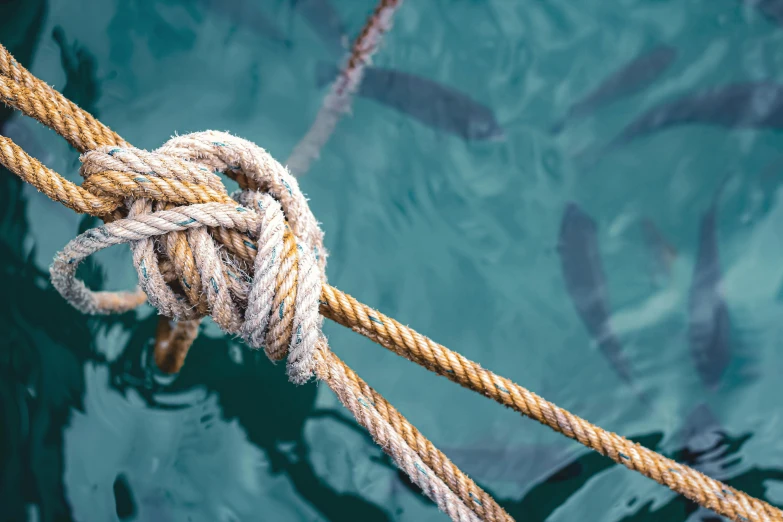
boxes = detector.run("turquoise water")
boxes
[3,0,783,520]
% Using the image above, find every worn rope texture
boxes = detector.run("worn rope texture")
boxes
[46,133,317,382]
[0,45,507,520]
[315,344,483,522]
[1,37,781,522]
[286,0,403,176]
[0,41,507,521]
[0,58,511,520]
[48,136,502,521]
[41,136,508,521]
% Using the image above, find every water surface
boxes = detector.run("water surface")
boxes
[2,0,783,520]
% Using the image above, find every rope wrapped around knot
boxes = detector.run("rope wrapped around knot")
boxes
[49,131,328,384]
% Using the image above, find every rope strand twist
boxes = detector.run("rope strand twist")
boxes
[2,19,783,521]
[1,29,511,522]
[51,131,327,385]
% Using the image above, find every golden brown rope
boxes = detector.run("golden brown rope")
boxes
[315,348,510,522]
[0,43,509,522]
[319,287,783,521]
[1,39,780,522]
[154,318,201,375]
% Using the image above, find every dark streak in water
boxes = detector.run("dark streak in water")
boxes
[740,0,783,26]
[557,203,636,387]
[113,473,136,520]
[316,62,505,141]
[688,178,732,391]
[590,82,783,164]
[550,45,677,134]
[619,404,777,521]
[51,26,101,116]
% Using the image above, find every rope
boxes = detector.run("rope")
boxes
[56,134,326,384]
[154,318,200,374]
[1,21,781,522]
[41,134,511,522]
[286,0,404,176]
[315,345,484,522]
[0,40,509,521]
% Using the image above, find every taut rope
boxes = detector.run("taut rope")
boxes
[0,42,507,521]
[0,7,781,522]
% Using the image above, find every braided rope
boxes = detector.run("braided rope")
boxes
[320,290,782,521]
[48,148,502,519]
[1,26,781,522]
[0,43,508,519]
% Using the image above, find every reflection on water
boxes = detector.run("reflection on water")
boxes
[3,0,783,521]
[64,364,279,522]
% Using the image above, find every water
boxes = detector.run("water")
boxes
[2,0,783,520]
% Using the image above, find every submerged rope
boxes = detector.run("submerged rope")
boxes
[287,0,404,176]
[0,22,781,522]
[0,41,509,521]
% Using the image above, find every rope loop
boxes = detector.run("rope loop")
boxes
[49,131,328,384]
[5,36,782,521]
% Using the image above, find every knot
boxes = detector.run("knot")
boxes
[49,131,328,384]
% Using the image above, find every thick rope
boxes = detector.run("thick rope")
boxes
[1,32,781,522]
[317,345,508,521]
[286,0,404,176]
[0,41,507,521]
[44,155,509,521]
[154,318,201,374]
[59,133,327,384]
[320,290,783,521]
[315,344,484,522]
[45,146,503,520]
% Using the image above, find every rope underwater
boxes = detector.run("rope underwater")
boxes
[0,30,781,522]
[163,0,406,377]
[287,0,403,177]
[0,42,507,522]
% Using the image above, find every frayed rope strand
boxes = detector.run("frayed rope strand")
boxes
[1,31,781,522]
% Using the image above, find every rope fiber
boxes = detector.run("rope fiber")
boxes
[1,8,781,522]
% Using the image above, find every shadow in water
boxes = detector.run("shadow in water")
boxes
[107,314,392,521]
[0,0,47,125]
[383,426,782,522]
[0,166,102,522]
[618,428,783,522]
[379,432,661,520]
[51,25,101,116]
[386,422,783,522]
[2,171,391,521]
[0,2,80,521]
